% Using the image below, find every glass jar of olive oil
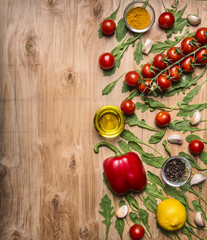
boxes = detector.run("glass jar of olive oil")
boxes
[94,105,125,138]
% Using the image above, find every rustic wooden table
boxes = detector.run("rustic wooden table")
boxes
[0,0,206,239]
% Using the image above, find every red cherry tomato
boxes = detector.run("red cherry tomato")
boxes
[155,111,171,127]
[142,63,157,78]
[167,47,183,63]
[153,53,168,70]
[181,37,199,55]
[137,79,153,93]
[158,74,172,90]
[101,19,116,35]
[181,56,195,72]
[195,27,207,45]
[189,139,204,155]
[130,224,145,240]
[125,71,140,86]
[120,99,135,115]
[168,65,182,82]
[99,53,115,70]
[158,12,175,29]
[196,48,207,64]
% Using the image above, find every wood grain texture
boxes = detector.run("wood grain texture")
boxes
[0,0,206,239]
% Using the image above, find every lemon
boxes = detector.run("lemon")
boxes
[156,199,187,231]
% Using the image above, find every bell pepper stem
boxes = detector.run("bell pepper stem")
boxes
[94,142,122,156]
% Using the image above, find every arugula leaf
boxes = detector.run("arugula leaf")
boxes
[115,18,128,42]
[185,134,206,143]
[129,212,141,224]
[199,151,207,165]
[134,37,143,64]
[148,128,167,144]
[157,224,173,240]
[169,119,206,133]
[144,98,172,110]
[147,171,165,189]
[145,183,166,200]
[181,226,193,240]
[128,141,145,155]
[135,101,150,112]
[139,209,151,237]
[119,200,126,207]
[192,200,207,219]
[115,218,124,240]
[122,80,134,93]
[141,152,167,168]
[98,0,121,38]
[102,73,125,95]
[162,140,171,157]
[118,140,131,154]
[103,173,113,193]
[177,102,207,117]
[99,194,115,240]
[143,195,157,214]
[126,114,159,132]
[125,193,139,211]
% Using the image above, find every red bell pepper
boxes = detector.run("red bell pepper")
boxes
[94,142,147,195]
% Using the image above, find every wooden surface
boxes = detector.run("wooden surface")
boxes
[0,0,206,239]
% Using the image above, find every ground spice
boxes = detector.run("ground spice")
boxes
[126,7,150,30]
[164,158,186,182]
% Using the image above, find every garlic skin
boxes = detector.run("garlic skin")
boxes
[167,134,183,145]
[142,38,153,55]
[115,205,128,218]
[187,15,201,26]
[194,212,206,228]
[190,110,202,126]
[190,174,206,186]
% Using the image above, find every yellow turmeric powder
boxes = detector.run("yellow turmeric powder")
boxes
[126,7,150,30]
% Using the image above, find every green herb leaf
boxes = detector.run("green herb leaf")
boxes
[128,141,145,155]
[115,218,124,240]
[115,18,128,42]
[103,173,113,193]
[141,152,167,168]
[149,128,167,144]
[129,212,141,224]
[168,119,205,133]
[143,195,157,214]
[147,171,165,189]
[139,209,151,237]
[135,101,150,112]
[144,98,172,110]
[192,200,207,220]
[119,200,126,207]
[185,134,206,143]
[199,151,207,165]
[102,73,125,95]
[125,193,139,211]
[120,129,141,143]
[99,194,115,240]
[181,226,193,240]
[157,224,173,240]
[145,183,166,200]
[118,140,131,154]
[134,37,143,64]
[177,102,207,117]
[162,140,171,157]
[122,80,134,93]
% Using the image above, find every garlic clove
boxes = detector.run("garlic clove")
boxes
[194,212,206,228]
[142,38,153,55]
[187,15,201,26]
[115,205,128,218]
[167,134,183,145]
[190,174,206,186]
[190,110,202,126]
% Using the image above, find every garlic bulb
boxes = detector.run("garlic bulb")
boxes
[194,212,206,228]
[142,38,153,55]
[115,205,128,218]
[187,15,201,26]
[167,134,183,145]
[190,174,206,186]
[190,110,202,126]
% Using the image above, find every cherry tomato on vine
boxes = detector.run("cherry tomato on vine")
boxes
[120,99,135,115]
[195,48,207,64]
[167,47,183,63]
[153,53,168,70]
[99,53,115,69]
[181,37,199,55]
[101,19,116,35]
[158,74,172,90]
[129,224,145,240]
[125,71,140,86]
[195,27,207,45]
[168,65,182,82]
[158,12,175,29]
[155,111,171,127]
[142,63,157,78]
[189,139,204,155]
[137,79,153,93]
[181,56,195,72]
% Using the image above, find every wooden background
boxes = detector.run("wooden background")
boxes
[0,0,206,239]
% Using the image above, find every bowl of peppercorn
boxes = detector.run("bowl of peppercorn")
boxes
[161,156,192,187]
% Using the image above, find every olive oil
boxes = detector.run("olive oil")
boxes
[94,105,125,138]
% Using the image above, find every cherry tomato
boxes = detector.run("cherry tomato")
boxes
[168,65,182,82]
[189,139,204,155]
[137,79,153,93]
[195,48,207,64]
[181,37,199,55]
[195,27,207,45]
[167,47,183,63]
[142,63,157,78]
[158,74,172,90]
[153,53,168,70]
[101,19,116,35]
[158,12,175,29]
[155,111,171,127]
[99,53,115,69]
[125,71,140,86]
[129,224,145,240]
[181,56,195,72]
[120,99,135,115]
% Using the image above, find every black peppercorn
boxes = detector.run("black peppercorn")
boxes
[164,158,186,182]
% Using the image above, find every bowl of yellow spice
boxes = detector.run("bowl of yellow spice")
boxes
[123,0,155,33]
